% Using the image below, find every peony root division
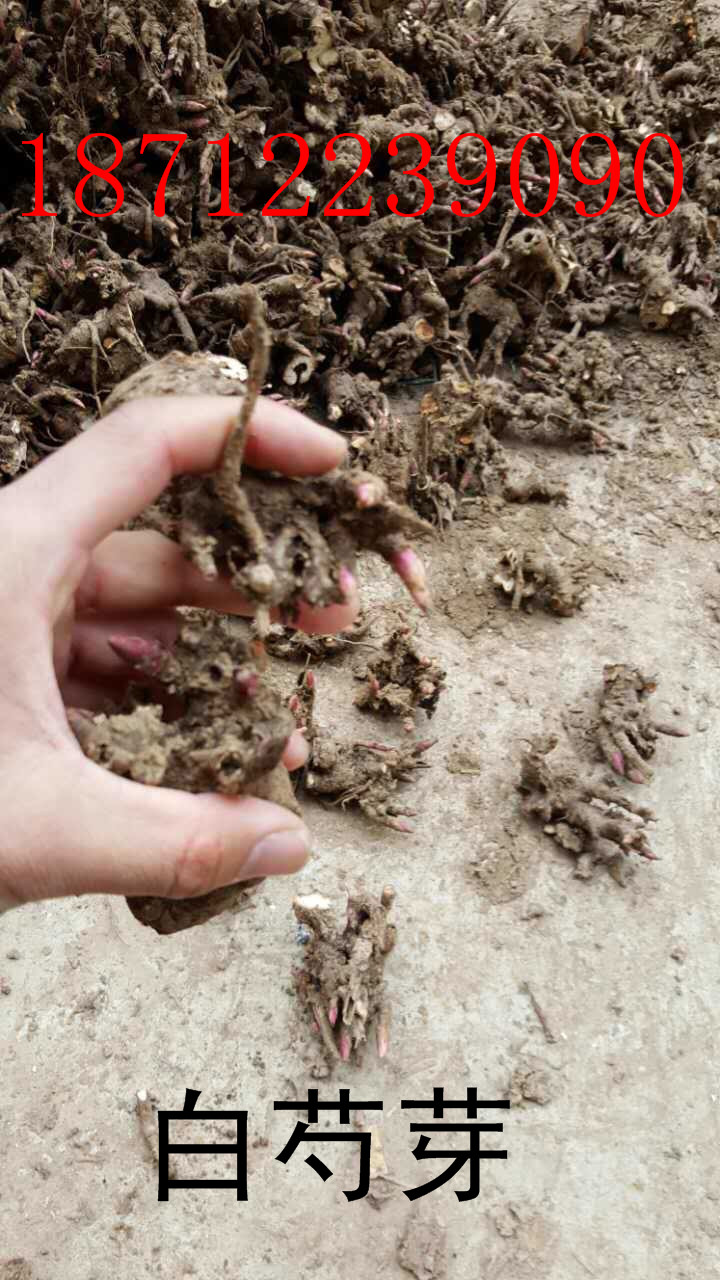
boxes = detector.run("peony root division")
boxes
[354,624,446,723]
[305,734,434,834]
[596,663,690,784]
[518,735,657,886]
[493,547,583,616]
[102,299,433,638]
[293,887,396,1065]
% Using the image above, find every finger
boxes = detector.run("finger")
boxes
[60,675,130,713]
[5,395,346,554]
[283,730,309,772]
[9,753,312,904]
[247,397,347,475]
[77,530,360,633]
[293,596,358,635]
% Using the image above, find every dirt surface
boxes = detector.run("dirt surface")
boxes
[2,0,720,1277]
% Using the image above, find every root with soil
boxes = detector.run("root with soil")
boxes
[293,886,397,1064]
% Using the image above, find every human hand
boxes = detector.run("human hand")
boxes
[0,395,357,911]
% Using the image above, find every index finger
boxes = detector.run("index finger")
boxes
[6,395,346,552]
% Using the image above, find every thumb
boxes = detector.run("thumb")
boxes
[5,756,311,906]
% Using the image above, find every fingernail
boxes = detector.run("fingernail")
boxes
[339,566,357,600]
[244,826,311,877]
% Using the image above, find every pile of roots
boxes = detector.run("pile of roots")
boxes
[0,0,717,516]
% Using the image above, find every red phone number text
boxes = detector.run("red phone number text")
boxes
[22,129,683,221]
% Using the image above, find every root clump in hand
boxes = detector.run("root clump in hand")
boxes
[70,611,297,934]
[103,316,432,636]
[293,887,396,1064]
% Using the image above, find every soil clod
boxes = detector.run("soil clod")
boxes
[354,624,446,721]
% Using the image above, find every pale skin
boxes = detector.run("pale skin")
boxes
[0,395,360,911]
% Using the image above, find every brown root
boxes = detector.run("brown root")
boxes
[103,349,433,633]
[518,735,657,885]
[492,547,583,616]
[293,886,397,1064]
[305,734,434,832]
